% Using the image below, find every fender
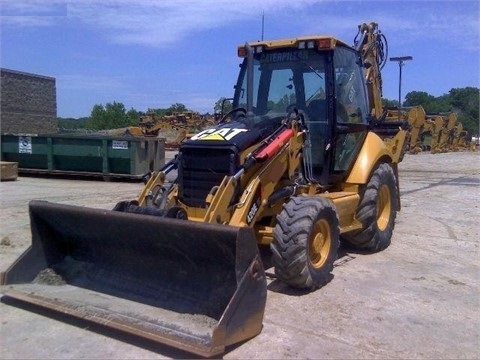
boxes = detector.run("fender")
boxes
[345,132,392,184]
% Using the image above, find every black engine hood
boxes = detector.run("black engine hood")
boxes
[182,116,283,152]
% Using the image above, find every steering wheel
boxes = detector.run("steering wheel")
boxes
[285,104,307,125]
[219,107,247,124]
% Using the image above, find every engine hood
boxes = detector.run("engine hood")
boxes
[183,115,284,152]
[183,119,262,151]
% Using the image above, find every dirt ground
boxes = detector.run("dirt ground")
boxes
[0,151,479,359]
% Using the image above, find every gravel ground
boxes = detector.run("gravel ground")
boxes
[0,150,479,359]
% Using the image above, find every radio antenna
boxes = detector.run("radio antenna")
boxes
[261,11,265,41]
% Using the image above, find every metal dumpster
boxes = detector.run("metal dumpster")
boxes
[1,134,165,180]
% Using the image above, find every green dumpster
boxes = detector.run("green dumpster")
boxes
[1,134,165,180]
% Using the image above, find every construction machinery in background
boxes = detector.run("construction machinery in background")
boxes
[400,106,474,154]
[1,22,408,357]
[471,135,479,151]
[126,111,215,147]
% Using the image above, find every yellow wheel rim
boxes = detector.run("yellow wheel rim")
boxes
[376,184,392,231]
[309,219,331,269]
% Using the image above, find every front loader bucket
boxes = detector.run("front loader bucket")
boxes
[0,200,267,357]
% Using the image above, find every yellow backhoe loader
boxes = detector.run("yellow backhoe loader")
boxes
[406,110,469,154]
[421,115,444,152]
[406,106,426,154]
[432,112,457,153]
[1,22,407,357]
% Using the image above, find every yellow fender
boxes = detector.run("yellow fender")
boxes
[346,132,397,185]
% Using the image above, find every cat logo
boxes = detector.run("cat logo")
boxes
[190,127,248,141]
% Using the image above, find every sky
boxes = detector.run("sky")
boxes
[0,0,479,118]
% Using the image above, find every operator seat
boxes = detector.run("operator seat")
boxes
[307,99,326,123]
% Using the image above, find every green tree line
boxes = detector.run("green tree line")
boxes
[59,87,479,137]
[58,102,191,131]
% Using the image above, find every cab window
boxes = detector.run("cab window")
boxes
[334,47,369,124]
[333,47,369,173]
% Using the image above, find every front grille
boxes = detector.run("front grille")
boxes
[178,146,239,207]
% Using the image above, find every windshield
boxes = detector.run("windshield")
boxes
[233,48,329,179]
[234,49,328,123]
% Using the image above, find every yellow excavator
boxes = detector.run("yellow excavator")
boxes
[1,22,407,357]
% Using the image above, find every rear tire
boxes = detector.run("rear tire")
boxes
[271,196,339,289]
[342,163,398,251]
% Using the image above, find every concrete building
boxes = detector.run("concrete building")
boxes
[0,68,58,134]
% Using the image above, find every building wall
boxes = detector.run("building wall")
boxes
[1,68,58,134]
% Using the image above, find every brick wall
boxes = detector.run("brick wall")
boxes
[1,68,58,134]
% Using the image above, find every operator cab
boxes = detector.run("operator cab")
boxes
[234,37,370,185]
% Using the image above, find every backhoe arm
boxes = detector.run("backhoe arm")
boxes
[356,22,387,120]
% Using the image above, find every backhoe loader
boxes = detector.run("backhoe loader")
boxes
[1,22,407,357]
[432,112,458,153]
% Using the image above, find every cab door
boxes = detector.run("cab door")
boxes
[330,46,370,181]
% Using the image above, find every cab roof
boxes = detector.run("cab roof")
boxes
[237,35,351,56]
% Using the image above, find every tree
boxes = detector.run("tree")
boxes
[404,91,436,111]
[404,91,450,114]
[87,104,107,130]
[382,98,398,108]
[126,108,142,125]
[86,101,137,130]
[57,117,88,130]
[168,103,187,114]
[147,108,169,117]
[449,87,479,116]
[449,87,479,136]
[429,94,451,114]
[214,97,232,115]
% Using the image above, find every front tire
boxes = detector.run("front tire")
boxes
[271,196,339,289]
[342,163,398,251]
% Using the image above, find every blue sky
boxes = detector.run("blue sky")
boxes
[1,0,479,118]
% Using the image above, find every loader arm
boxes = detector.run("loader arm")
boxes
[136,158,178,207]
[229,123,305,227]
[204,120,305,226]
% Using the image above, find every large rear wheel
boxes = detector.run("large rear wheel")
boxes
[271,196,339,289]
[342,163,398,251]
